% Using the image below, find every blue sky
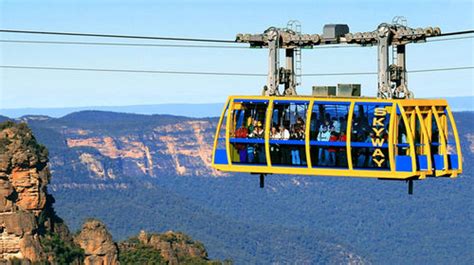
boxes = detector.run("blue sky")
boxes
[0,0,473,109]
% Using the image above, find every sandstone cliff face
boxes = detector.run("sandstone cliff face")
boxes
[0,122,49,261]
[63,120,222,178]
[43,115,226,191]
[0,122,75,262]
[74,219,118,265]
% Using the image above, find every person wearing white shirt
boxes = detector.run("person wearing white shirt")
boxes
[279,125,291,164]
[317,126,331,165]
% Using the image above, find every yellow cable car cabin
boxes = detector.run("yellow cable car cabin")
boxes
[211,96,462,180]
[210,21,463,193]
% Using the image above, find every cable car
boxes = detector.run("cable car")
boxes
[211,96,462,179]
[211,21,463,193]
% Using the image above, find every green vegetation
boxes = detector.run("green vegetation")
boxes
[119,243,165,265]
[40,232,84,264]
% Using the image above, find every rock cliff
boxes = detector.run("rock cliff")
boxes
[0,121,80,263]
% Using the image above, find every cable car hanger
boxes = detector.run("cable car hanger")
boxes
[236,18,440,99]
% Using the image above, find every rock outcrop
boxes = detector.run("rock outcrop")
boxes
[74,219,119,265]
[0,121,79,263]
[119,230,219,265]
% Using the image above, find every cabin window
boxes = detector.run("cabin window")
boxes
[269,101,309,166]
[213,103,229,165]
[443,109,459,170]
[309,102,350,168]
[351,103,391,170]
[229,100,268,165]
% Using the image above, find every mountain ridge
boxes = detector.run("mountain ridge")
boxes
[1,96,472,118]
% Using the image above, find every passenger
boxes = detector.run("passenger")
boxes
[248,119,258,136]
[325,113,331,124]
[290,126,301,165]
[337,131,348,167]
[296,116,305,130]
[339,116,347,134]
[297,126,307,165]
[235,125,249,163]
[280,125,291,164]
[253,122,264,138]
[270,126,281,139]
[320,120,331,133]
[401,132,408,155]
[356,148,366,168]
[332,117,341,133]
[328,132,338,166]
[270,126,281,164]
[317,125,331,166]
[280,125,290,140]
[253,122,265,163]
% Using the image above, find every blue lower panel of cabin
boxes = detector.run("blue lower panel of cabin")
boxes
[448,154,459,170]
[433,155,444,170]
[214,149,228,165]
[396,156,412,172]
[417,155,428,171]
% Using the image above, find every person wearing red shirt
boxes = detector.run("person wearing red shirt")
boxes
[338,131,347,167]
[235,125,248,162]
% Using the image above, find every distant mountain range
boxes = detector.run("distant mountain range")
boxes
[1,96,472,118]
[0,103,224,118]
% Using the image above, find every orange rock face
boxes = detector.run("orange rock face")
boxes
[74,220,119,265]
[0,123,50,261]
[0,122,75,263]
[67,136,146,159]
[64,120,226,178]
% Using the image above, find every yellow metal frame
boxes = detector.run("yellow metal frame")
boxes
[211,95,463,180]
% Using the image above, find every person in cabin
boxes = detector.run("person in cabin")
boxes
[317,125,331,166]
[338,131,347,167]
[356,148,366,168]
[290,125,301,165]
[248,119,259,136]
[332,117,341,134]
[339,116,347,134]
[297,123,306,165]
[254,122,266,163]
[356,131,368,167]
[235,124,249,163]
[246,121,258,163]
[401,132,408,156]
[280,124,291,164]
[270,126,282,164]
[328,131,339,166]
